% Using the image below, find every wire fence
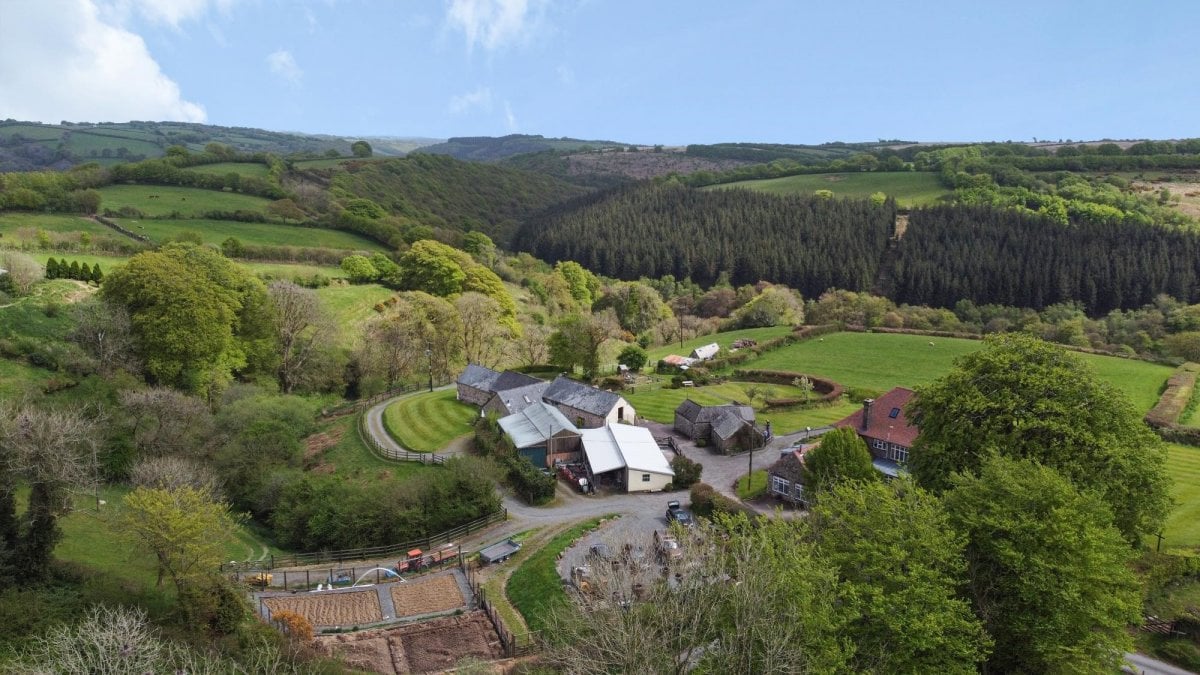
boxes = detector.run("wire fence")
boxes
[465,567,540,658]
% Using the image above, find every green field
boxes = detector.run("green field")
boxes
[0,124,63,141]
[184,162,271,178]
[315,415,431,483]
[625,380,859,435]
[744,332,1173,413]
[26,251,346,282]
[382,389,477,452]
[645,325,793,363]
[712,171,951,207]
[508,517,606,635]
[0,213,113,238]
[316,284,393,344]
[97,184,272,217]
[1163,443,1200,551]
[66,132,161,159]
[117,217,383,251]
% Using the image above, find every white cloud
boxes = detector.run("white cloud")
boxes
[0,0,205,123]
[103,0,238,28]
[504,100,517,131]
[449,86,493,114]
[266,49,303,86]
[446,0,544,52]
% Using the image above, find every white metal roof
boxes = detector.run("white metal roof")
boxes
[581,424,674,477]
[498,402,579,449]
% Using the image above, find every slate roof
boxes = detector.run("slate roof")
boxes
[674,402,755,440]
[457,364,541,394]
[768,450,805,483]
[835,387,919,448]
[581,424,673,476]
[498,402,579,449]
[489,382,551,415]
[543,376,621,417]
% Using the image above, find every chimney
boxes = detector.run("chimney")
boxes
[861,398,874,431]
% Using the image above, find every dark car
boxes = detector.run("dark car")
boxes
[666,500,694,527]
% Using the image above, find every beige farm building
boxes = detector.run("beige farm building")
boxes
[581,424,674,493]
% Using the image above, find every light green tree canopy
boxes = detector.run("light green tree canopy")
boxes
[908,333,1170,544]
[799,427,878,498]
[119,486,241,592]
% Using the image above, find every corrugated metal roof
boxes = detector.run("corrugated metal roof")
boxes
[690,343,720,360]
[498,402,579,449]
[581,425,674,476]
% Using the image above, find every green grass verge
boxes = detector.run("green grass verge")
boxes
[645,325,793,364]
[744,332,1172,413]
[710,171,951,208]
[184,162,271,178]
[1163,443,1200,552]
[736,470,769,499]
[382,389,477,452]
[97,184,272,218]
[318,415,433,484]
[116,217,383,251]
[508,517,608,636]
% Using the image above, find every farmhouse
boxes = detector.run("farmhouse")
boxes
[673,400,766,454]
[482,381,551,417]
[497,402,581,469]
[580,424,674,492]
[690,343,720,361]
[767,449,807,506]
[834,387,918,480]
[455,364,541,407]
[542,375,635,428]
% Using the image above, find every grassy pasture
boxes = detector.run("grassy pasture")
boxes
[645,325,793,363]
[1163,443,1200,551]
[313,415,431,483]
[25,251,347,283]
[0,124,63,141]
[711,171,950,207]
[184,162,271,178]
[743,331,1172,413]
[65,132,162,159]
[97,184,271,217]
[382,389,477,452]
[0,212,114,238]
[316,284,393,343]
[117,217,383,251]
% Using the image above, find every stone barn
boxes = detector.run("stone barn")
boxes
[673,400,766,454]
[455,365,541,408]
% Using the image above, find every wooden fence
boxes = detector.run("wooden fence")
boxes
[240,551,463,591]
[222,509,506,572]
[321,380,449,420]
[465,567,540,658]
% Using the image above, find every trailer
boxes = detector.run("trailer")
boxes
[478,538,521,564]
[396,544,459,574]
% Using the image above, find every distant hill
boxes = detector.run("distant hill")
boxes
[503,147,753,188]
[684,141,915,164]
[417,134,627,162]
[0,119,439,172]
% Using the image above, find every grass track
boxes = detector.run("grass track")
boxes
[1164,443,1200,551]
[508,517,607,636]
[382,389,477,452]
[711,171,950,207]
[117,217,383,250]
[97,184,272,217]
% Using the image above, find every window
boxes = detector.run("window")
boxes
[642,473,651,482]
[872,439,886,451]
[771,476,789,494]
[885,444,909,463]
[888,407,901,419]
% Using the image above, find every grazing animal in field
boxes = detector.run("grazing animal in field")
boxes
[928,341,935,346]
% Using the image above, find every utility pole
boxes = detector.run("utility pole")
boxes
[425,347,434,392]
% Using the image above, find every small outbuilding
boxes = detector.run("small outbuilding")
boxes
[497,401,581,469]
[673,400,766,454]
[690,343,720,361]
[581,424,674,492]
[767,449,808,506]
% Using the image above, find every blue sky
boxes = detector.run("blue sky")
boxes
[2,0,1199,145]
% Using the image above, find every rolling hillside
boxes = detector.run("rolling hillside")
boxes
[418,134,626,162]
[711,171,951,207]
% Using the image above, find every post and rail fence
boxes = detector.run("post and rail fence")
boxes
[357,408,448,465]
[465,567,540,658]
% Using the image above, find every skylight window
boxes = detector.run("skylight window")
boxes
[888,407,901,419]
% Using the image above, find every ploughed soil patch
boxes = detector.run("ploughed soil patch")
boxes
[390,573,467,618]
[315,611,504,674]
[263,589,382,627]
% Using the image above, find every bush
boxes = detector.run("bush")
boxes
[1159,641,1200,671]
[600,376,625,391]
[505,455,556,505]
[669,455,702,490]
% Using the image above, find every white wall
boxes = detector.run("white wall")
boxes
[604,396,635,425]
[625,469,672,493]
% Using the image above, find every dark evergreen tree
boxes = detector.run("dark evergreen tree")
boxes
[44,258,59,279]
[91,264,103,285]
[68,260,81,280]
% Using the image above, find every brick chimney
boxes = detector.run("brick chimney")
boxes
[861,398,874,431]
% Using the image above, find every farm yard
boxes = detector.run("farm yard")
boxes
[315,612,504,675]
[710,171,951,207]
[262,589,383,627]
[96,184,272,217]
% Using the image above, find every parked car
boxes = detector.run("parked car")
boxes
[654,530,682,562]
[666,500,694,527]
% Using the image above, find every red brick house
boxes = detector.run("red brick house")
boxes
[834,387,918,480]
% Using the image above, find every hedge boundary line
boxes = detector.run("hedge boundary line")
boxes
[1144,362,1200,446]
[731,369,844,407]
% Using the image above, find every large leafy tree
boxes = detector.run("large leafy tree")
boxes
[101,244,273,397]
[810,479,990,673]
[548,310,619,377]
[907,333,1169,544]
[799,427,878,499]
[944,457,1141,674]
[119,486,241,592]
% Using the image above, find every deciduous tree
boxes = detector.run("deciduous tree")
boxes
[799,427,878,498]
[120,486,241,592]
[268,281,336,394]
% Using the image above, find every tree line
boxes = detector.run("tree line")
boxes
[515,182,894,295]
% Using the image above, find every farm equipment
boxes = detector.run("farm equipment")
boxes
[557,463,592,493]
[246,572,273,588]
[478,538,521,564]
[654,530,682,563]
[396,544,459,574]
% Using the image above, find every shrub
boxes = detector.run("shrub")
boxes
[1159,641,1200,671]
[669,455,702,490]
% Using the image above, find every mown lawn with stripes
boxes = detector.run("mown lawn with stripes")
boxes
[1164,443,1200,551]
[382,389,477,452]
[625,380,861,435]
